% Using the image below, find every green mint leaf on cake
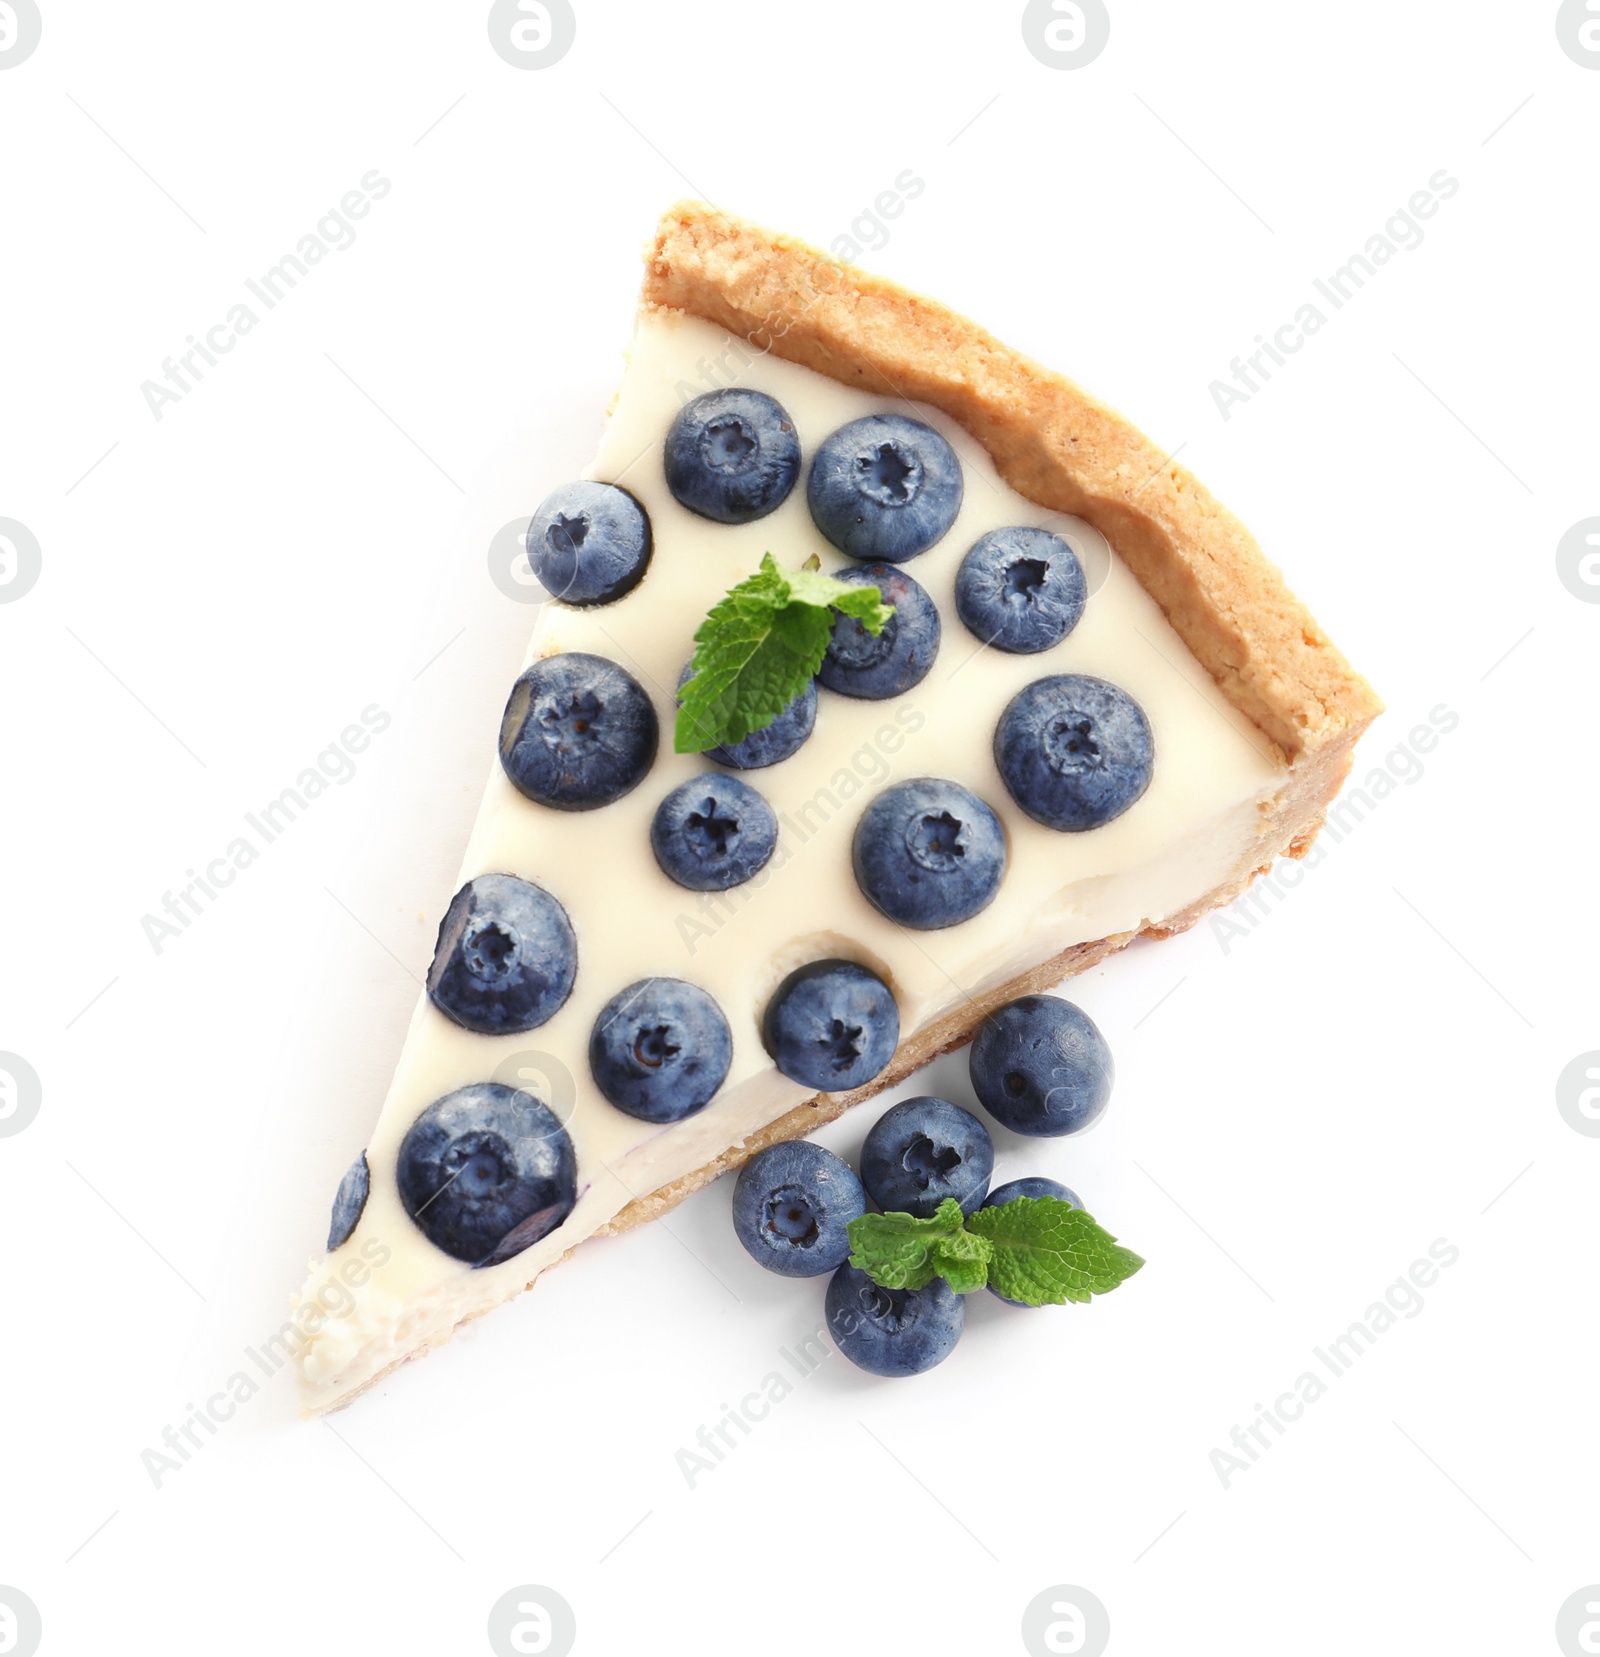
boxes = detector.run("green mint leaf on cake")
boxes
[846,1198,991,1293]
[965,1197,1145,1307]
[675,553,892,754]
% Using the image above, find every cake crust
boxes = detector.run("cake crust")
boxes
[305,204,1380,1413]
[641,201,1380,762]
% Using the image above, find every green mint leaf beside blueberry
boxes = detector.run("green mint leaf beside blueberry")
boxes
[981,1176,1079,1306]
[783,558,897,620]
[675,553,893,756]
[966,1197,1144,1307]
[845,1195,1142,1308]
[926,1224,997,1296]
[845,1197,985,1291]
[675,659,818,771]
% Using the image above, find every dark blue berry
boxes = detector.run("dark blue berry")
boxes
[427,873,577,1035]
[396,1083,577,1266]
[500,652,658,810]
[650,773,779,891]
[969,995,1113,1137]
[852,777,1008,929]
[807,414,963,563]
[818,563,941,700]
[732,1141,866,1277]
[984,1175,1081,1210]
[994,674,1153,831]
[955,527,1086,653]
[526,480,652,606]
[676,661,815,770]
[326,1150,369,1251]
[826,1263,965,1377]
[762,959,899,1092]
[664,389,800,523]
[589,977,732,1124]
[860,1096,993,1218]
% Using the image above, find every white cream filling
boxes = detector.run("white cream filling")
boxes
[295,312,1285,1404]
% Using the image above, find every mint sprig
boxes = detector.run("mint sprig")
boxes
[966,1196,1144,1305]
[675,553,893,754]
[844,1199,993,1294]
[847,1194,1143,1308]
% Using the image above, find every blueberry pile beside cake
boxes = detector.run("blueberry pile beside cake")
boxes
[292,202,1380,1413]
[734,991,1134,1377]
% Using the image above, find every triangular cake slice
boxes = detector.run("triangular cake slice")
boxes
[293,202,1380,1413]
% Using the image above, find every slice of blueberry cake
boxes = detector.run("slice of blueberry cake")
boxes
[293,202,1380,1412]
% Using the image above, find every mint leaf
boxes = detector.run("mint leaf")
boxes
[923,1224,994,1296]
[846,1198,990,1292]
[675,554,893,754]
[784,562,892,623]
[846,1189,1145,1306]
[965,1197,1144,1307]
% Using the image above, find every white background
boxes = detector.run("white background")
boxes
[1,3,1596,1653]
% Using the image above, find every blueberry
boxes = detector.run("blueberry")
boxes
[762,959,899,1092]
[664,389,800,524]
[994,674,1153,832]
[818,563,941,700]
[427,873,577,1035]
[954,527,1086,653]
[676,661,816,770]
[526,480,652,606]
[860,1096,993,1218]
[969,995,1113,1137]
[500,652,659,810]
[807,414,963,563]
[326,1150,369,1251]
[826,1263,964,1377]
[982,1176,1081,1306]
[852,777,1008,929]
[732,1141,866,1277]
[984,1175,1081,1210]
[651,773,779,891]
[396,1083,577,1267]
[589,977,732,1124]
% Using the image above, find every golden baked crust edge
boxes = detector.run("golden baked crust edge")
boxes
[640,198,1382,762]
